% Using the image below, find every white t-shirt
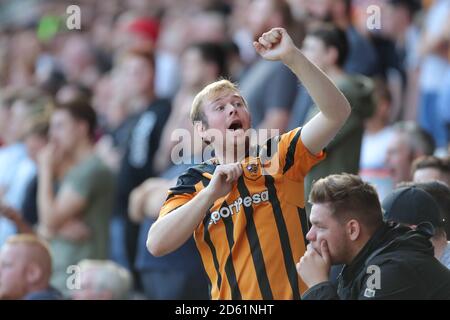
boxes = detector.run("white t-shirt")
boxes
[360,127,395,170]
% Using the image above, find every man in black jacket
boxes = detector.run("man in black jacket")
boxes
[297,173,450,299]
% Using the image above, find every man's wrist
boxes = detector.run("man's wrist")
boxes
[281,46,300,68]
[199,187,217,206]
[307,275,329,288]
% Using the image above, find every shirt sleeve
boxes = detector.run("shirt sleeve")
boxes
[262,127,325,181]
[158,169,203,218]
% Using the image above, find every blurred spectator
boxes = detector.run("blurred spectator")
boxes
[300,24,375,203]
[3,99,51,210]
[298,174,450,299]
[417,0,450,150]
[71,259,132,300]
[20,119,50,228]
[0,88,50,246]
[305,0,380,76]
[383,184,450,268]
[359,79,395,199]
[112,47,170,278]
[411,155,450,242]
[239,0,299,132]
[95,48,158,173]
[385,121,435,185]
[37,98,115,296]
[376,0,422,121]
[412,155,450,186]
[6,30,41,88]
[437,31,450,151]
[0,234,62,300]
[57,34,100,89]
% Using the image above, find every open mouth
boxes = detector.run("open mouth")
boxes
[227,120,243,131]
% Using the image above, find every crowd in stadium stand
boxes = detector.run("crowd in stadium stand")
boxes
[0,0,449,300]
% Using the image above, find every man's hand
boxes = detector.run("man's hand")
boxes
[297,240,331,288]
[204,163,243,201]
[37,143,60,173]
[129,178,171,222]
[253,28,296,63]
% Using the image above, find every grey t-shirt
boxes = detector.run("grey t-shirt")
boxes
[239,59,298,128]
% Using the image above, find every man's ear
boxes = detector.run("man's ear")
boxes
[326,47,339,67]
[26,263,42,284]
[347,219,361,241]
[194,121,209,142]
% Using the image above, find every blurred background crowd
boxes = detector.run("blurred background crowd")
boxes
[0,0,449,300]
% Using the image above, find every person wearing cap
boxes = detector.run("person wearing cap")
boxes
[388,182,450,269]
[297,173,450,300]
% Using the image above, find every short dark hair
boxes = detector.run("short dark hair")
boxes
[309,173,383,231]
[308,23,349,67]
[187,42,228,78]
[123,47,155,71]
[55,97,97,140]
[411,155,450,176]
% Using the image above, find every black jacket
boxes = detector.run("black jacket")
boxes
[302,223,450,300]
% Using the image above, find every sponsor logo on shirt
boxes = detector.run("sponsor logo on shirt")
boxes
[209,190,269,225]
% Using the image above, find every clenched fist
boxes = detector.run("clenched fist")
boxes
[204,162,243,201]
[253,27,296,63]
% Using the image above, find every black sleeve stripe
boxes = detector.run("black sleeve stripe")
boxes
[282,129,302,174]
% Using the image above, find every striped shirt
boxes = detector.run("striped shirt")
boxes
[159,127,325,299]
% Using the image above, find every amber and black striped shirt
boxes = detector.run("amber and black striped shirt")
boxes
[159,127,325,299]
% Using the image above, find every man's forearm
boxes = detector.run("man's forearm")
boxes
[147,188,217,256]
[282,48,350,123]
[37,169,57,229]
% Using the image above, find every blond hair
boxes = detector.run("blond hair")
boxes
[5,234,51,254]
[4,234,53,279]
[190,79,244,124]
